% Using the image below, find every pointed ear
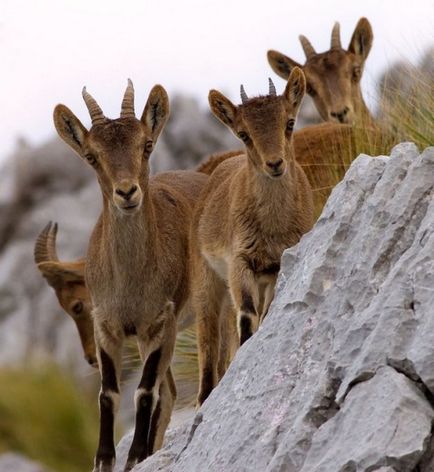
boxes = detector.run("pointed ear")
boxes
[267,50,302,80]
[348,17,373,61]
[53,104,88,157]
[141,85,170,142]
[283,66,306,113]
[37,261,85,288]
[208,90,237,130]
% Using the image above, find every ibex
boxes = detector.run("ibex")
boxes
[34,221,96,367]
[192,68,314,406]
[53,80,207,472]
[268,18,374,126]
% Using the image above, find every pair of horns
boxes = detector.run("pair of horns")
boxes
[82,79,136,125]
[240,78,276,104]
[299,22,341,59]
[34,221,59,264]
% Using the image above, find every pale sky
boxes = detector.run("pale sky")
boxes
[1,0,433,162]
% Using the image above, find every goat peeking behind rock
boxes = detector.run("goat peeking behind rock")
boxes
[192,68,314,406]
[53,80,207,472]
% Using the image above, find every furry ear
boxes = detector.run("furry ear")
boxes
[267,50,302,80]
[141,85,170,141]
[348,17,373,61]
[53,104,88,157]
[208,90,237,129]
[283,66,306,112]
[37,261,85,288]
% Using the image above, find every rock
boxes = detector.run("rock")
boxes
[0,453,49,472]
[127,143,434,471]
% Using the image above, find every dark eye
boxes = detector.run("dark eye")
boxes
[286,119,295,131]
[72,301,83,315]
[352,66,361,82]
[306,84,316,97]
[85,154,97,166]
[238,131,250,144]
[144,140,154,154]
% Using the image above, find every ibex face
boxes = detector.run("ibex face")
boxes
[208,68,306,179]
[34,222,97,367]
[53,80,169,215]
[268,18,373,124]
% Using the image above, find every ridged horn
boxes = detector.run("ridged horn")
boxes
[82,87,105,125]
[299,35,316,59]
[268,78,277,96]
[120,78,135,118]
[34,222,59,264]
[331,22,342,49]
[240,84,248,104]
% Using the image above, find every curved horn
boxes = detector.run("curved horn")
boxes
[299,35,316,59]
[34,222,59,264]
[120,78,135,118]
[331,22,342,49]
[268,78,277,96]
[82,87,105,125]
[240,84,248,104]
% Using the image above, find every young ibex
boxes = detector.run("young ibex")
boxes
[268,18,374,126]
[53,80,207,472]
[34,221,96,367]
[192,68,314,405]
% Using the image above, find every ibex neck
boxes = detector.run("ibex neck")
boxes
[101,191,158,266]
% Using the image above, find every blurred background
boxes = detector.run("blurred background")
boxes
[0,0,433,470]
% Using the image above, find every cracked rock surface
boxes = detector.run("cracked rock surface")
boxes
[120,143,434,471]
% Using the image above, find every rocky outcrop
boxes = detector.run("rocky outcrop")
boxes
[0,453,49,472]
[122,143,434,471]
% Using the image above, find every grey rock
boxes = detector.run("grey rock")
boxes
[128,143,434,471]
[0,453,49,472]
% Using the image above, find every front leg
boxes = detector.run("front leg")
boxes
[124,301,177,471]
[93,321,124,472]
[229,257,260,345]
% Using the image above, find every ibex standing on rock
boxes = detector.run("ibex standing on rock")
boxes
[268,18,374,126]
[53,80,207,471]
[192,68,314,406]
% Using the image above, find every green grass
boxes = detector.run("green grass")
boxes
[0,365,98,472]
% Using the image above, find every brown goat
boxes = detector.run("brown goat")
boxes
[192,69,314,406]
[53,80,207,472]
[268,18,374,126]
[34,222,97,367]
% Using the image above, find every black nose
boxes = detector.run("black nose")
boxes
[330,107,349,123]
[115,185,137,201]
[266,159,283,171]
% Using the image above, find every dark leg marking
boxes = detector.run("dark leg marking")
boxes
[95,348,118,467]
[240,289,256,315]
[198,364,214,405]
[126,348,162,464]
[100,348,119,393]
[240,316,253,345]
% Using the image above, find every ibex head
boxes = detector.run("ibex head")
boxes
[34,222,97,367]
[208,68,305,179]
[268,18,373,124]
[53,80,169,214]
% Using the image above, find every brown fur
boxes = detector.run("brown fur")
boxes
[34,222,97,367]
[198,121,388,216]
[53,81,207,472]
[192,69,314,406]
[268,17,374,126]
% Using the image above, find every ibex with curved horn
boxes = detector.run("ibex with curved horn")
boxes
[268,17,374,125]
[34,222,96,367]
[192,69,314,405]
[53,80,207,471]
